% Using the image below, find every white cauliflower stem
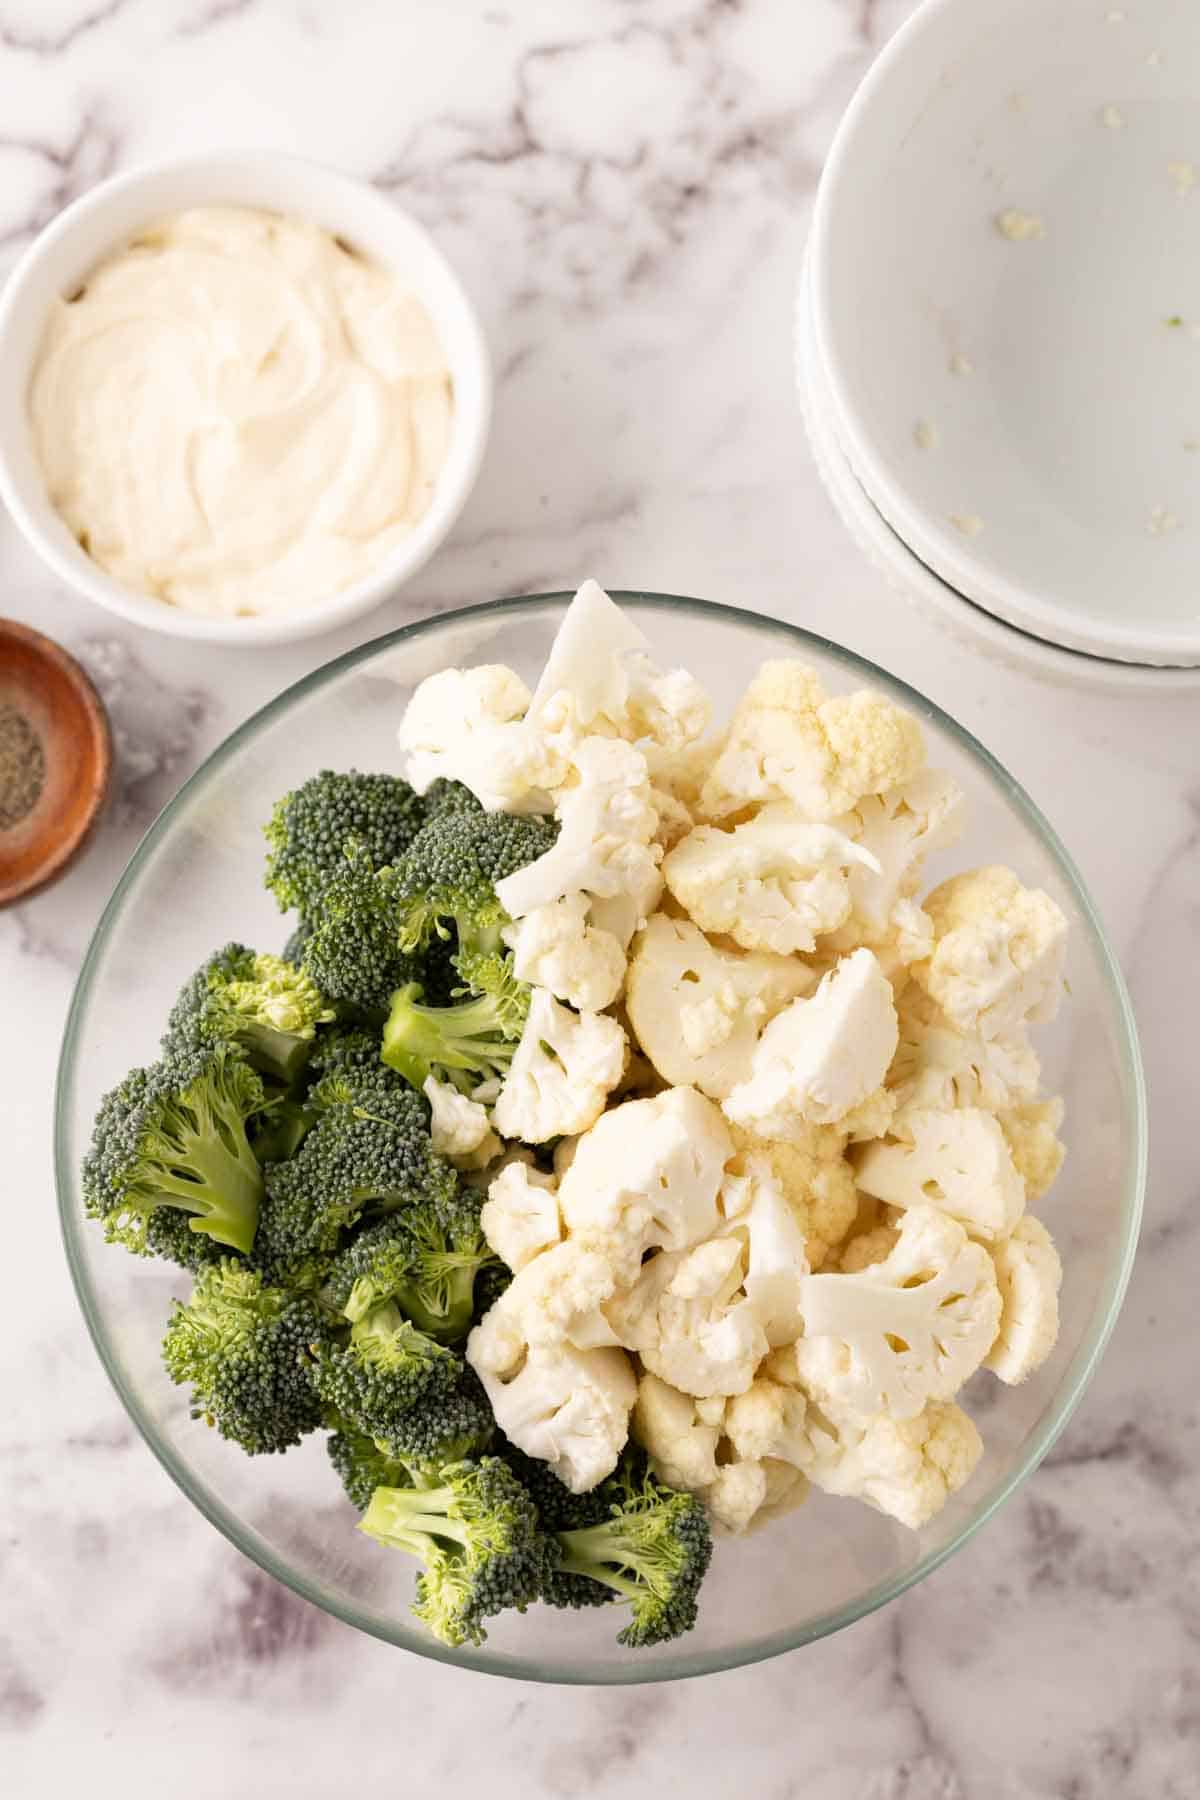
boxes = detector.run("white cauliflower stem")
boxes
[986,1215,1062,1383]
[400,664,562,813]
[664,804,881,954]
[792,1204,1001,1422]
[724,947,898,1135]
[504,894,626,1012]
[626,913,814,1099]
[492,988,626,1144]
[854,1106,1026,1241]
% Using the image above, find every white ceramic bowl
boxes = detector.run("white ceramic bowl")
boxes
[0,152,491,646]
[797,264,1200,695]
[809,0,1200,668]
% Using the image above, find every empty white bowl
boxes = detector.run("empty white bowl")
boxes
[797,264,1200,694]
[0,152,491,646]
[809,0,1200,668]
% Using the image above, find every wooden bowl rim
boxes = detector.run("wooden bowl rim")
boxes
[0,618,113,906]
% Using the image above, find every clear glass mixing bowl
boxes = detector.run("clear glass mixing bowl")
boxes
[55,594,1145,1683]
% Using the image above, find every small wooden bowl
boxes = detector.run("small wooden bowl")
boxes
[0,619,112,906]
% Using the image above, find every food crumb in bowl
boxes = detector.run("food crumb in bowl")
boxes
[949,513,985,537]
[949,351,974,377]
[995,209,1045,242]
[913,420,938,451]
[1105,6,1125,19]
[1147,506,1180,536]
[1099,105,1124,130]
[1168,162,1196,198]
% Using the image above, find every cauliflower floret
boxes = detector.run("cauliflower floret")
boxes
[888,985,1042,1114]
[649,783,695,854]
[854,1106,1026,1242]
[494,736,663,921]
[558,1086,732,1281]
[400,664,563,814]
[663,805,881,955]
[837,1224,899,1272]
[868,898,936,988]
[605,1236,769,1398]
[626,913,815,1100]
[792,1203,1002,1422]
[422,1074,501,1170]
[503,894,626,1012]
[704,1459,770,1534]
[526,580,712,754]
[724,947,899,1136]
[727,1120,858,1269]
[736,1371,983,1529]
[999,1098,1066,1202]
[467,1308,636,1493]
[718,1152,810,1345]
[492,988,626,1145]
[486,1238,621,1351]
[700,662,926,823]
[914,865,1068,1036]
[836,770,967,939]
[480,1159,562,1272]
[632,1371,723,1491]
[986,1215,1062,1384]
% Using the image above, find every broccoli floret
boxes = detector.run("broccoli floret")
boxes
[327,1418,413,1512]
[162,1260,325,1455]
[306,1025,400,1092]
[381,978,526,1091]
[165,943,335,1085]
[309,1301,460,1448]
[325,1196,499,1341]
[496,1442,616,1612]
[83,1046,265,1258]
[250,1097,318,1167]
[264,769,427,916]
[391,804,558,960]
[300,852,417,1017]
[420,778,485,822]
[282,919,314,967]
[378,1364,495,1478]
[360,1457,546,1647]
[254,1077,458,1286]
[548,1453,713,1647]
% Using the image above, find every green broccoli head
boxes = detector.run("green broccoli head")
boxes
[162,1259,325,1455]
[305,1024,400,1092]
[309,1302,460,1449]
[324,1192,499,1342]
[497,1442,615,1611]
[83,1045,265,1259]
[253,1076,458,1287]
[327,1419,414,1513]
[165,943,335,1085]
[360,1456,546,1648]
[264,769,427,916]
[391,803,558,958]
[300,853,418,1017]
[281,919,314,967]
[550,1452,713,1647]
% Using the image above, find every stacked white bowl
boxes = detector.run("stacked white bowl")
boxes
[801,0,1200,694]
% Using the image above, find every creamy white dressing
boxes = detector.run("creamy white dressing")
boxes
[29,206,454,618]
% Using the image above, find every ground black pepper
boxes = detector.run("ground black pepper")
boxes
[0,701,46,830]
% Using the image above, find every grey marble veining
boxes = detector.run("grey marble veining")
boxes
[0,3,1195,1795]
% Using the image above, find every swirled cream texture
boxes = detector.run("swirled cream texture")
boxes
[29,207,454,618]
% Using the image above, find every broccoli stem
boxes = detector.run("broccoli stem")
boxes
[144,1095,263,1252]
[381,983,515,1089]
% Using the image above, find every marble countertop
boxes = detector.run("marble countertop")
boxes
[3,2,1196,1794]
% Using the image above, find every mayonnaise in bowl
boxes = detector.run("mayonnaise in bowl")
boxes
[29,206,455,619]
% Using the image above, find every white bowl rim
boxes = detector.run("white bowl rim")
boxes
[795,261,1200,695]
[808,0,1200,670]
[0,149,492,646]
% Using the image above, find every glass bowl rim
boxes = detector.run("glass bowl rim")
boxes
[54,590,1147,1685]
